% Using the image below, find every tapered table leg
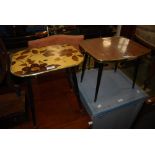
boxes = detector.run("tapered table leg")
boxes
[132,59,140,89]
[26,77,36,127]
[65,68,73,89]
[24,90,29,120]
[94,63,104,102]
[70,67,83,109]
[81,53,88,82]
[114,62,118,72]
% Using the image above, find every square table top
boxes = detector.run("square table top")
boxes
[10,44,83,77]
[79,36,150,62]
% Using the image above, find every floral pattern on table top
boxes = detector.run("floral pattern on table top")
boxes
[10,44,83,77]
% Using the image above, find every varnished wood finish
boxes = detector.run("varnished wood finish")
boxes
[28,34,84,49]
[10,44,83,77]
[80,36,150,62]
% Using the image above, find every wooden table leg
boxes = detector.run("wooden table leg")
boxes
[132,59,140,89]
[70,67,83,109]
[94,63,104,102]
[26,77,36,127]
[81,53,88,82]
[114,62,118,72]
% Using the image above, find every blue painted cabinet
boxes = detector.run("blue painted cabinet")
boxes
[77,69,147,129]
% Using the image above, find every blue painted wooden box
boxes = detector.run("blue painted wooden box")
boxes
[76,69,148,129]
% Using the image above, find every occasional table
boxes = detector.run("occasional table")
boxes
[10,44,84,126]
[80,36,150,102]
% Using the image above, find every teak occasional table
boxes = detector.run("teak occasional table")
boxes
[80,36,150,102]
[10,44,84,127]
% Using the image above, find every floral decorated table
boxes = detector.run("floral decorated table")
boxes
[10,44,84,126]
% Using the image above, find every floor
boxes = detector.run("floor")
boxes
[13,70,90,129]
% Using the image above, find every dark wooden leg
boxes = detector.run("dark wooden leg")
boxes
[94,63,104,102]
[70,67,83,109]
[65,68,73,89]
[132,59,140,89]
[26,77,36,127]
[114,62,118,72]
[81,53,88,82]
[24,90,29,120]
[88,56,91,70]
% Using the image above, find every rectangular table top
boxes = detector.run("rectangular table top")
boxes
[80,36,150,62]
[10,44,83,77]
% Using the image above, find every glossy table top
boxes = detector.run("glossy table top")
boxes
[80,36,150,62]
[10,44,83,77]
